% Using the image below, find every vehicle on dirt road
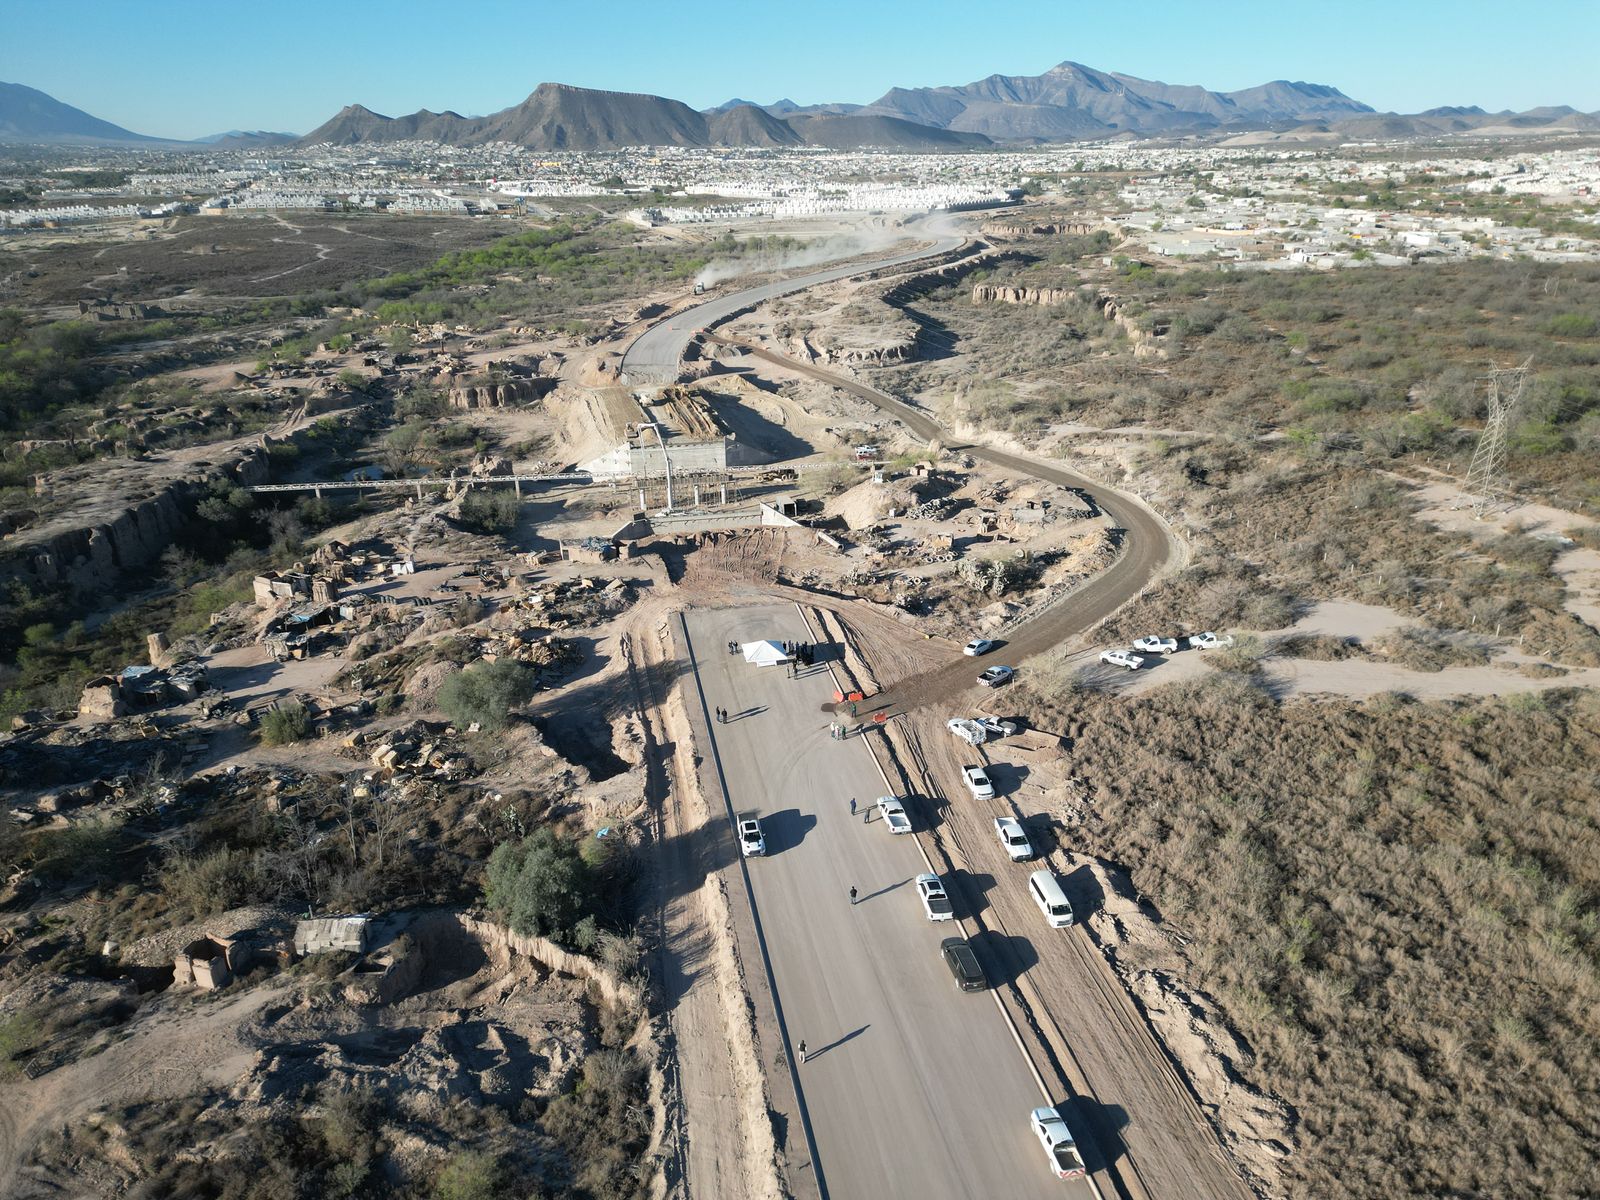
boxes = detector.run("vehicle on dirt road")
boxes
[940,937,987,991]
[962,764,995,800]
[1029,1107,1087,1179]
[978,665,1015,688]
[994,816,1033,861]
[947,717,1020,746]
[876,795,912,834]
[1131,635,1179,655]
[1099,648,1146,671]
[915,872,955,921]
[1188,631,1235,650]
[963,637,996,657]
[1029,869,1075,928]
[738,817,765,857]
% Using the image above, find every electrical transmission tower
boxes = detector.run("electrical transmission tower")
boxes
[1463,357,1533,518]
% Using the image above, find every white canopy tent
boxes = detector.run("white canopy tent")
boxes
[741,640,793,667]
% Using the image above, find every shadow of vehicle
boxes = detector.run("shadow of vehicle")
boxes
[760,808,816,855]
[968,927,1039,987]
[945,867,995,919]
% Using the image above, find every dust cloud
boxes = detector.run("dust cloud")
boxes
[693,218,929,288]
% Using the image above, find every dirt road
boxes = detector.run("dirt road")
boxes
[708,335,1181,715]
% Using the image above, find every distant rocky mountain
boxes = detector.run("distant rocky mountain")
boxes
[707,104,803,148]
[1305,106,1600,140]
[0,80,167,145]
[859,61,1374,139]
[298,82,988,150]
[784,112,992,150]
[195,129,299,147]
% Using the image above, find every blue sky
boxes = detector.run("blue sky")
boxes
[6,0,1597,140]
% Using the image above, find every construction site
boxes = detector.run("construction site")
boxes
[3,173,1599,1200]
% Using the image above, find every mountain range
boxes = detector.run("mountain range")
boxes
[3,66,1598,152]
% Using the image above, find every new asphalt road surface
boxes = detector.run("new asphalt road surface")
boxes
[683,604,1091,1200]
[621,218,966,383]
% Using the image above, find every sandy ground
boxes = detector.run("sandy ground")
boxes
[1399,469,1600,630]
[1107,598,1600,700]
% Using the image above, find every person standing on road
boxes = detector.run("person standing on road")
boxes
[849,797,857,816]
[798,1040,808,1064]
[849,886,858,905]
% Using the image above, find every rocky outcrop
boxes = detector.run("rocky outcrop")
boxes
[979,220,1097,239]
[971,283,1076,307]
[970,284,1173,357]
[447,375,553,409]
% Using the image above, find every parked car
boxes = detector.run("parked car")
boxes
[738,817,765,857]
[940,937,987,992]
[915,872,955,921]
[994,816,1033,861]
[1099,648,1146,671]
[962,764,995,800]
[963,637,995,657]
[1131,635,1179,655]
[978,665,1015,688]
[1029,1107,1087,1179]
[876,795,912,834]
[1188,631,1235,650]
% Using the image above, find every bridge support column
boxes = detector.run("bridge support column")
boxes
[720,484,727,505]
[639,488,646,510]
[514,478,522,497]
[694,485,701,506]
[314,485,323,500]
[415,482,423,499]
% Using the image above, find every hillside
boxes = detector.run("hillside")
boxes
[298,82,982,151]
[862,61,1373,137]
[0,80,166,145]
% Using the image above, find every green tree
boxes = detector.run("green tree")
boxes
[436,659,536,730]
[261,702,311,745]
[484,828,598,945]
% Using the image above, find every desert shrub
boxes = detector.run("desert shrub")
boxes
[542,1048,651,1200]
[1372,626,1493,672]
[437,659,537,730]
[484,828,600,947]
[434,1150,505,1200]
[456,489,520,533]
[161,847,265,919]
[1565,524,1600,550]
[0,1009,42,1079]
[260,701,311,745]
[1034,684,1600,1200]
[1544,312,1599,338]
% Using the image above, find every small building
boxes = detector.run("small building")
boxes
[561,537,617,565]
[174,934,251,990]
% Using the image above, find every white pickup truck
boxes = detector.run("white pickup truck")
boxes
[1132,635,1179,655]
[1188,631,1235,650]
[876,796,912,834]
[962,765,995,800]
[947,716,1020,746]
[1030,1108,1087,1179]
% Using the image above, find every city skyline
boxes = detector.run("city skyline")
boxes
[5,0,1598,141]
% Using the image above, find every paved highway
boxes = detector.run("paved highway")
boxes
[621,219,966,383]
[683,604,1088,1200]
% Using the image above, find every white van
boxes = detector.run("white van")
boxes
[1028,870,1075,928]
